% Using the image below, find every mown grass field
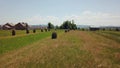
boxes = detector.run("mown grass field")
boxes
[0,30,120,68]
[0,30,63,54]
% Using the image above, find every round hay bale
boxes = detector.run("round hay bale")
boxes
[68,29,70,32]
[65,29,68,33]
[26,29,29,34]
[41,29,43,32]
[51,32,57,39]
[33,29,36,33]
[12,29,16,36]
[45,29,47,32]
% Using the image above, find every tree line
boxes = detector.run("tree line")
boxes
[47,20,77,30]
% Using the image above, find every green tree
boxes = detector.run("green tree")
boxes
[60,20,71,29]
[55,25,59,29]
[47,22,54,29]
[71,20,77,29]
[60,20,77,29]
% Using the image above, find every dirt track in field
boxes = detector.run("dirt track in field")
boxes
[0,31,120,68]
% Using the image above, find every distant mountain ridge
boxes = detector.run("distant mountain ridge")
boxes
[77,25,90,28]
[77,25,120,28]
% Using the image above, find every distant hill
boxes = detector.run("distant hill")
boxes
[77,25,90,29]
[30,25,47,29]
[77,25,120,28]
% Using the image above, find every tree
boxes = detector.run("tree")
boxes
[60,20,77,29]
[55,25,59,29]
[71,20,77,30]
[47,22,54,29]
[25,23,29,29]
[60,20,70,29]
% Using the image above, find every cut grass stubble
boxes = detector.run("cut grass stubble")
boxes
[0,32,51,54]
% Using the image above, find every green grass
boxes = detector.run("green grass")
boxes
[0,30,63,54]
[0,33,50,54]
[0,30,11,37]
[102,31,120,36]
[0,30,120,68]
[95,31,120,43]
[0,30,41,37]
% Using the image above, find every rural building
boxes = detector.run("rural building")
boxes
[2,23,15,30]
[15,22,29,30]
[89,27,100,31]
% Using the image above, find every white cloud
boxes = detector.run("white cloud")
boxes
[82,10,93,15]
[63,11,120,26]
[0,11,120,26]
[22,16,61,26]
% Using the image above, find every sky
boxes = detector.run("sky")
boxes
[0,0,120,26]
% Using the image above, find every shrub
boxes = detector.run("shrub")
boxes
[26,29,29,34]
[51,32,57,39]
[33,29,36,33]
[82,28,85,31]
[12,29,16,36]
[116,28,119,31]
[109,28,112,31]
[102,28,105,31]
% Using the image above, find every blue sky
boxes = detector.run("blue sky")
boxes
[0,0,120,26]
